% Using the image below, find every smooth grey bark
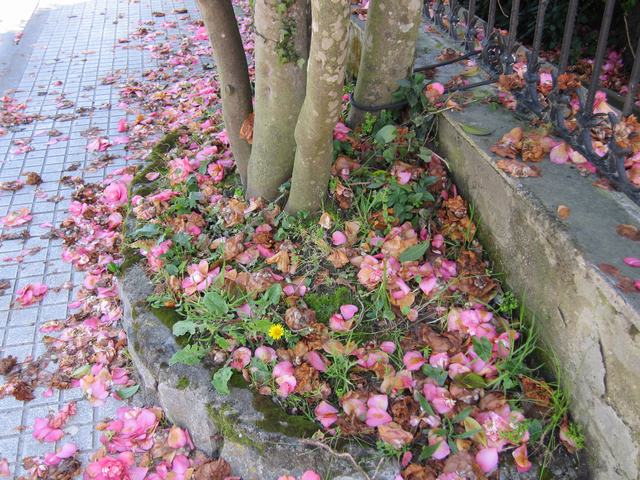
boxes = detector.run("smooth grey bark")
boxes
[246,0,311,202]
[285,0,351,214]
[197,0,253,185]
[346,0,423,127]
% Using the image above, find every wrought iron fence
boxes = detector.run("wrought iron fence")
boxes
[422,0,640,206]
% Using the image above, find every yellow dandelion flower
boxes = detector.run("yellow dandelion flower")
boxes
[268,323,285,340]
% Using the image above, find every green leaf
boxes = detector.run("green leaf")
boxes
[416,392,436,416]
[203,291,228,316]
[460,123,494,136]
[452,406,473,424]
[71,364,91,379]
[116,384,140,399]
[374,125,397,144]
[472,336,493,362]
[422,365,448,386]
[169,345,207,366]
[264,283,282,306]
[212,366,233,395]
[454,372,487,389]
[455,427,483,439]
[133,223,160,239]
[215,335,231,350]
[398,241,430,263]
[165,263,179,276]
[173,320,196,337]
[418,442,441,461]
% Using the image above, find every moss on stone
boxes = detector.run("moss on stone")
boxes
[176,376,190,390]
[207,403,263,453]
[131,130,180,187]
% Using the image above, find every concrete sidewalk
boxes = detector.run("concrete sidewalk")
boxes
[0,0,197,476]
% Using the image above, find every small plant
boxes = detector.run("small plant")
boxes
[324,352,356,397]
[498,291,519,316]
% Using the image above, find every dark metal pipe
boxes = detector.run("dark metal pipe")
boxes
[449,0,459,40]
[558,0,579,74]
[584,0,616,115]
[486,0,497,39]
[414,49,481,72]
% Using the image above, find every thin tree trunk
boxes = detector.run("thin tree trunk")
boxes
[246,0,310,202]
[285,0,351,214]
[197,0,253,185]
[346,0,423,127]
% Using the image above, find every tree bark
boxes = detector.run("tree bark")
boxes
[346,0,423,127]
[246,0,311,202]
[197,0,253,185]
[285,0,351,214]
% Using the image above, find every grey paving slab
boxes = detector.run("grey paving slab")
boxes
[0,0,201,476]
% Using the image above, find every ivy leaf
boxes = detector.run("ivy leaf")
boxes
[472,336,493,362]
[117,384,140,399]
[203,291,228,316]
[398,241,430,263]
[375,125,397,144]
[212,366,233,395]
[263,283,282,307]
[418,441,441,461]
[169,345,207,366]
[173,320,196,337]
[460,123,494,136]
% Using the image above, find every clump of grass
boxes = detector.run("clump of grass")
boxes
[305,287,354,323]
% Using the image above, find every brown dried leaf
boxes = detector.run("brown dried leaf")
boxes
[557,205,571,220]
[496,159,541,178]
[24,172,42,185]
[239,112,254,145]
[193,459,232,480]
[616,224,640,242]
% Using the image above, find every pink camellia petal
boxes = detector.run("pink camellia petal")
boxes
[513,444,532,473]
[255,346,277,363]
[145,171,160,181]
[300,471,321,480]
[277,477,296,480]
[306,351,328,372]
[273,361,294,378]
[342,397,367,421]
[635,279,640,291]
[315,401,338,428]
[403,351,426,371]
[366,407,392,427]
[623,257,640,268]
[367,394,388,411]
[429,435,450,460]
[56,443,78,459]
[550,142,571,164]
[0,458,10,477]
[332,231,347,246]
[329,313,353,332]
[401,451,413,467]
[380,341,396,354]
[419,276,437,295]
[167,426,187,449]
[230,347,252,370]
[340,304,358,320]
[476,447,499,473]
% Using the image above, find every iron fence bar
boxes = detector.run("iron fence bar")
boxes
[449,0,459,40]
[445,77,497,93]
[558,0,579,75]
[485,0,497,40]
[528,0,549,74]
[622,36,640,116]
[464,0,477,52]
[583,0,616,115]
[502,0,521,74]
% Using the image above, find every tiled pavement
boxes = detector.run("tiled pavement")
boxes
[0,0,198,475]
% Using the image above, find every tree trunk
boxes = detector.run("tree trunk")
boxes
[346,0,423,127]
[197,0,253,185]
[285,0,351,214]
[246,0,311,201]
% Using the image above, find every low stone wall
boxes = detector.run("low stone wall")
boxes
[348,14,640,480]
[118,263,398,480]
